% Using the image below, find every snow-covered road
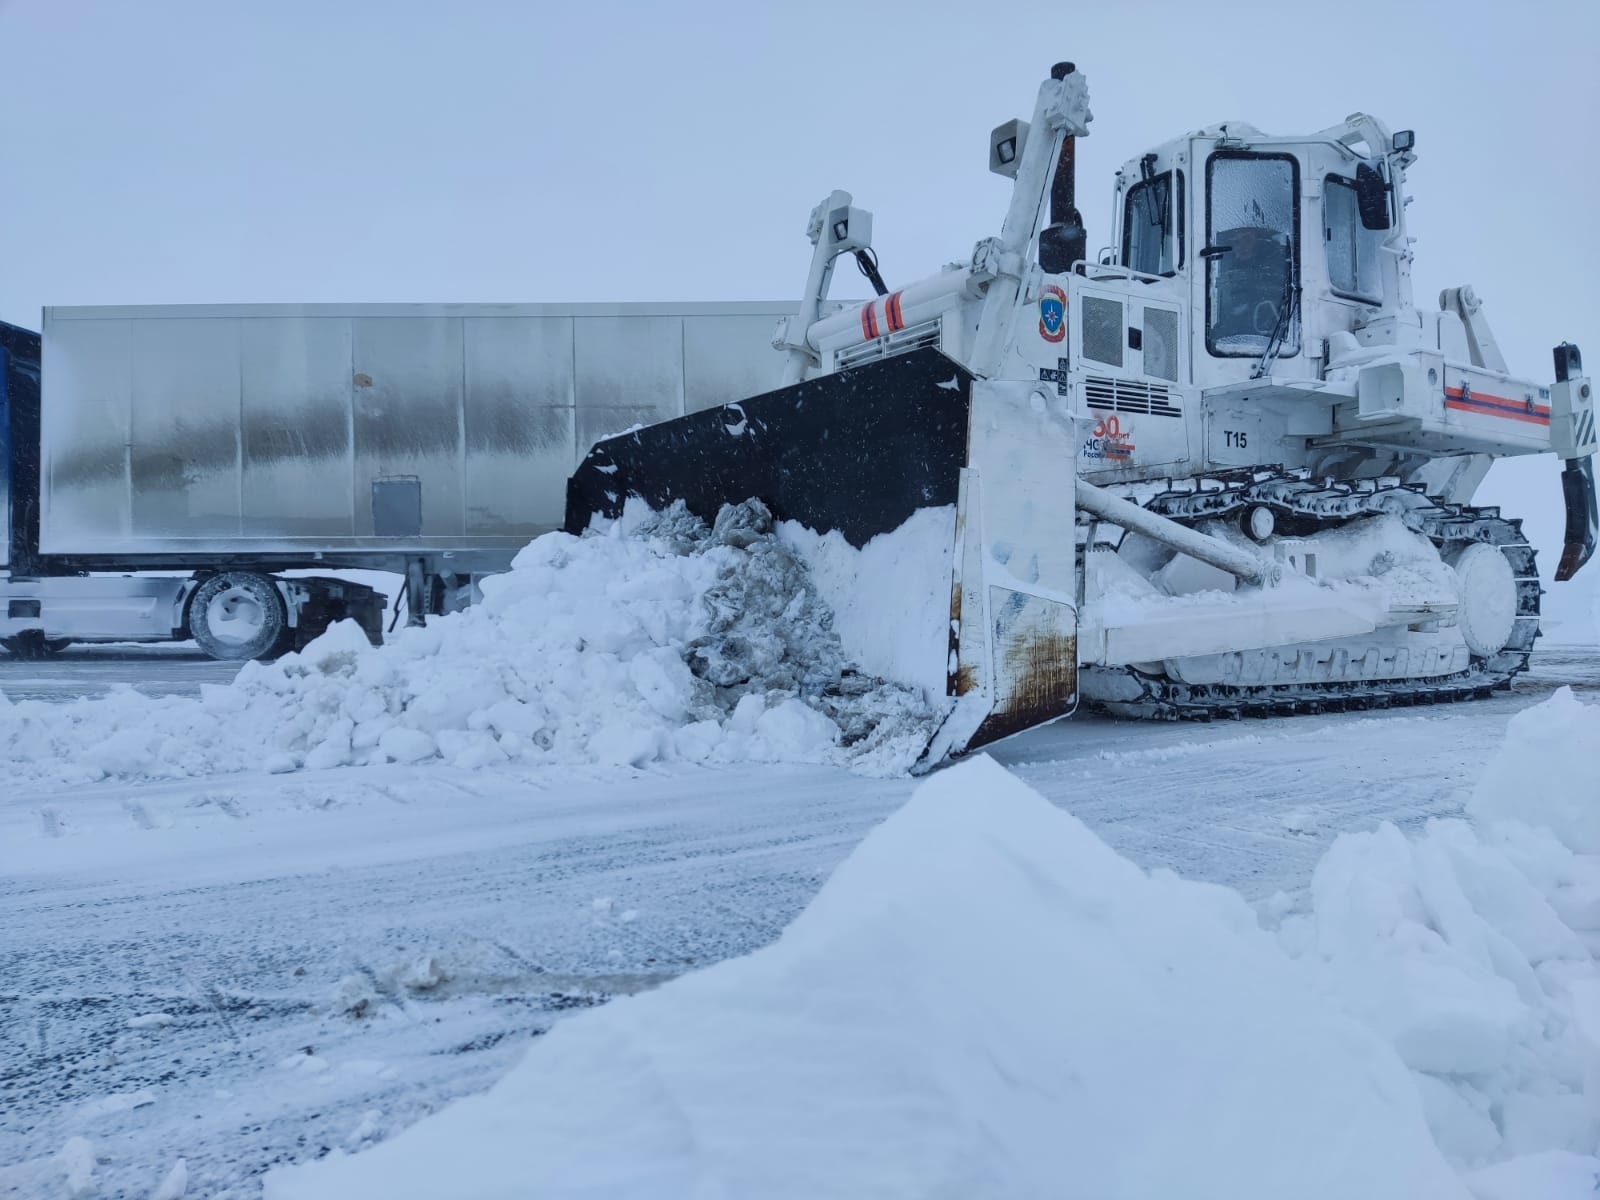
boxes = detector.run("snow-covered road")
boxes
[2,640,1596,1197]
[0,644,240,704]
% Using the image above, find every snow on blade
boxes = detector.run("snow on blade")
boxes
[778,505,955,703]
[264,757,1464,1200]
[0,500,943,786]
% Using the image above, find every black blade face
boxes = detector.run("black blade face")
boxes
[565,348,973,550]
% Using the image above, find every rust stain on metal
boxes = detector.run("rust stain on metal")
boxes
[952,663,979,696]
[978,631,1076,744]
[353,372,374,389]
[967,614,1077,751]
[1003,631,1077,714]
[947,578,978,695]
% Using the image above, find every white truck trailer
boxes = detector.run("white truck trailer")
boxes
[0,302,802,659]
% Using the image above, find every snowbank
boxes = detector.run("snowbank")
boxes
[1469,684,1600,853]
[0,502,944,786]
[265,756,1465,1200]
[1276,687,1600,1185]
[265,690,1600,1199]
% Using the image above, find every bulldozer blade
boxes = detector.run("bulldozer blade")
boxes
[565,347,972,549]
[565,349,1081,766]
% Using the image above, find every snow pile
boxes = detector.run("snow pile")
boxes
[0,501,944,785]
[1276,687,1600,1189]
[264,692,1600,1199]
[1469,685,1600,853]
[265,756,1465,1200]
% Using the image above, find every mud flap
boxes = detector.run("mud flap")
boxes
[1557,455,1597,582]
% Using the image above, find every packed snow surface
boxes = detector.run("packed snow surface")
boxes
[265,756,1466,1200]
[0,501,943,785]
[266,689,1600,1199]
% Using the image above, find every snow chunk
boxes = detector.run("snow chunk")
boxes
[345,1109,384,1150]
[331,973,379,1019]
[278,1051,332,1074]
[265,758,1462,1200]
[1469,686,1600,853]
[150,1157,188,1200]
[1465,1151,1600,1200]
[399,956,447,992]
[54,1136,96,1198]
[1279,688,1600,1169]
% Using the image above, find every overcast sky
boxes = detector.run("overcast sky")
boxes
[2,0,1597,625]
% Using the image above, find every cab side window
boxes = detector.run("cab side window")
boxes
[1122,171,1183,276]
[1324,173,1385,303]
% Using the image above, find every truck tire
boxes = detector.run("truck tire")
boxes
[189,572,287,661]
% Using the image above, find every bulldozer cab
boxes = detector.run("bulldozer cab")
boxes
[1107,127,1410,393]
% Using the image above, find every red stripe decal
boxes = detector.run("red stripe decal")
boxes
[860,303,876,340]
[1444,386,1549,426]
[886,290,904,332]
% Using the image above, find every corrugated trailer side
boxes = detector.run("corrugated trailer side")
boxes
[39,301,800,572]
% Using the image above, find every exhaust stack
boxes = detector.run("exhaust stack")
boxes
[1039,61,1088,274]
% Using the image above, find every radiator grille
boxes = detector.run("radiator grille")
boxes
[1084,375,1183,418]
[836,319,941,370]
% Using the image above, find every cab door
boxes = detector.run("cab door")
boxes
[1201,151,1301,366]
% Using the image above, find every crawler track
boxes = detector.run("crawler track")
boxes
[1079,470,1541,720]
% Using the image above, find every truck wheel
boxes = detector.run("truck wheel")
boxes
[189,572,287,661]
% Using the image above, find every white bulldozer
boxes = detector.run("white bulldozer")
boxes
[567,63,1597,765]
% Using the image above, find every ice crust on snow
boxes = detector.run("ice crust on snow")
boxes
[267,757,1468,1200]
[0,500,943,785]
[267,689,1600,1199]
